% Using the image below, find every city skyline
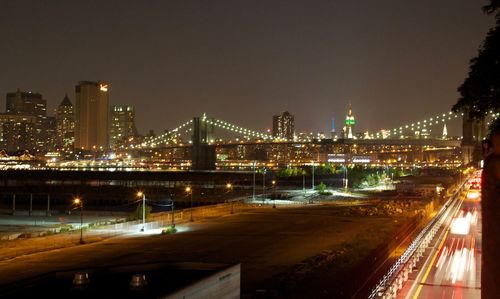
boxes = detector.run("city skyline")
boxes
[1,1,497,297]
[0,0,494,136]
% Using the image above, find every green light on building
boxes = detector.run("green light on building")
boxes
[345,117,355,126]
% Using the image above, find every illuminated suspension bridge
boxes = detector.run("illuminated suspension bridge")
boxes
[137,111,500,149]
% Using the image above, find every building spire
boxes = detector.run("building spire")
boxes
[59,94,73,107]
[344,103,356,139]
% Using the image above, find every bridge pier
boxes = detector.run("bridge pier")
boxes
[461,108,486,165]
[191,116,216,170]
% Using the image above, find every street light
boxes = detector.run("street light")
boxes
[311,161,315,190]
[137,191,146,232]
[185,186,193,221]
[252,161,256,200]
[73,197,84,244]
[271,180,276,208]
[343,165,349,191]
[170,198,175,228]
[302,170,306,196]
[262,167,266,204]
[226,183,234,214]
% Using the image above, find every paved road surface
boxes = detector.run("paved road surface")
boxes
[402,188,481,298]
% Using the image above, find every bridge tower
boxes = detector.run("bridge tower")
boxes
[461,107,486,165]
[191,115,216,170]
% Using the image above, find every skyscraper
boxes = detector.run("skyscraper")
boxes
[74,81,110,150]
[6,89,46,117]
[0,114,36,153]
[3,89,53,153]
[330,117,336,139]
[343,104,356,139]
[56,94,75,150]
[272,111,295,140]
[109,105,137,149]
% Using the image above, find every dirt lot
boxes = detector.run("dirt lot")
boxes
[0,200,423,298]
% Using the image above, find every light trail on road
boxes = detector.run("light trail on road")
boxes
[403,172,482,299]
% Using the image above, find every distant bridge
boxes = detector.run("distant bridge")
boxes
[120,110,499,169]
[134,110,498,149]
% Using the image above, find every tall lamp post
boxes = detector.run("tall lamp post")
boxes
[262,168,266,204]
[73,197,84,244]
[186,186,193,221]
[171,199,175,227]
[226,183,234,214]
[252,161,256,200]
[272,180,276,208]
[311,161,315,190]
[302,170,306,196]
[343,165,349,191]
[137,192,146,232]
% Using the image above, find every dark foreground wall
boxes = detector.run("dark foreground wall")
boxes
[0,170,258,210]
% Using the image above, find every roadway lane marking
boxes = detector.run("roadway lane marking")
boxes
[412,228,450,299]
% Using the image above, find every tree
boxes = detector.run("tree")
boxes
[320,163,335,175]
[482,0,500,16]
[315,181,327,194]
[452,1,500,117]
[348,165,365,188]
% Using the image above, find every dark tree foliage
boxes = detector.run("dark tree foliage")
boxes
[482,0,500,16]
[452,1,500,118]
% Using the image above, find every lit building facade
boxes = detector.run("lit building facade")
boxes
[41,117,57,152]
[0,114,37,153]
[109,105,137,149]
[272,111,294,140]
[74,81,110,150]
[6,89,46,116]
[3,89,54,153]
[343,104,356,139]
[56,94,75,150]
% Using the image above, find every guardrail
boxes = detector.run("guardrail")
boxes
[367,185,465,299]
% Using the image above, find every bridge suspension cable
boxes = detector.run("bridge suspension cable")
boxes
[139,113,273,148]
[140,109,500,147]
[203,115,272,140]
[141,119,193,147]
[375,111,462,139]
[376,110,500,139]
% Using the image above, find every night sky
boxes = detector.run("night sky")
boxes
[0,0,494,136]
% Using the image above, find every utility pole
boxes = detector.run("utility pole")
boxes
[137,192,146,232]
[252,161,256,200]
[262,168,266,204]
[311,162,315,190]
[303,171,306,196]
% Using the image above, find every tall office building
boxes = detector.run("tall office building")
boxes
[41,117,57,152]
[343,104,356,139]
[56,94,75,150]
[330,117,336,139]
[272,111,295,140]
[109,105,137,149]
[0,114,37,153]
[74,81,110,150]
[6,89,46,117]
[3,89,54,152]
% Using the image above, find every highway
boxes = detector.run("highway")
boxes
[402,175,482,299]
